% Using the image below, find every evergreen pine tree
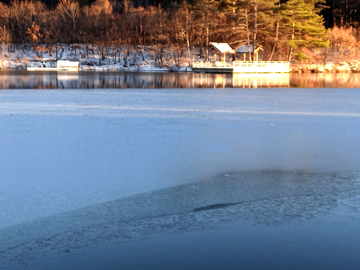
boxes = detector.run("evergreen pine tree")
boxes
[282,0,329,62]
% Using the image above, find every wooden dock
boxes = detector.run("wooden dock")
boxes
[192,61,290,73]
[26,67,79,71]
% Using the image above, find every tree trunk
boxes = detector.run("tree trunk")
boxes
[332,0,336,27]
[269,20,279,61]
[288,9,295,62]
[324,47,328,65]
[206,19,209,62]
[2,44,4,68]
[253,3,257,61]
[245,9,252,61]
[186,9,191,65]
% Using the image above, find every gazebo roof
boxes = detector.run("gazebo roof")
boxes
[235,44,254,53]
[209,42,235,53]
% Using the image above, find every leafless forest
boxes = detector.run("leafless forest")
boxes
[0,0,359,64]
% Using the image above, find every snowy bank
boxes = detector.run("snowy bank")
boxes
[290,61,360,73]
[0,44,194,72]
[4,44,360,73]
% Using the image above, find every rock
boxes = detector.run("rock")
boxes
[336,65,350,73]
[290,66,301,73]
[317,66,326,73]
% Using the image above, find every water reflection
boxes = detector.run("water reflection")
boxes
[2,71,360,89]
[232,73,290,88]
[0,71,291,89]
[291,73,360,88]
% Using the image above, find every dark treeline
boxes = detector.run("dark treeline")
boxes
[322,0,360,28]
[1,0,359,27]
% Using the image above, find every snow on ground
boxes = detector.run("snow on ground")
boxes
[1,44,195,72]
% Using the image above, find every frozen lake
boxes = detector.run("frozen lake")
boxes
[1,87,360,269]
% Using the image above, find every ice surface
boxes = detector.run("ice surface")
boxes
[0,89,360,269]
[1,88,360,229]
[2,87,360,268]
[1,171,360,268]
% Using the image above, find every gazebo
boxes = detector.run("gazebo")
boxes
[235,43,263,61]
[209,42,235,62]
[235,44,253,61]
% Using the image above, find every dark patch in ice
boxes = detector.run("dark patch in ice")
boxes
[194,203,236,211]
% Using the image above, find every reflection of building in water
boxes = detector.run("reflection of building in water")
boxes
[193,73,290,88]
[57,75,80,81]
[232,73,290,88]
[193,73,233,88]
[56,74,81,88]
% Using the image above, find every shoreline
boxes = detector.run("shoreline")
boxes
[291,62,360,73]
[1,44,359,74]
[3,61,360,74]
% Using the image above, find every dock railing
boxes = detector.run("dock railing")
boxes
[232,61,289,73]
[192,61,232,68]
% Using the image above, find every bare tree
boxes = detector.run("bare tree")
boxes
[174,2,195,65]
[56,0,80,32]
[0,25,11,67]
[26,22,44,57]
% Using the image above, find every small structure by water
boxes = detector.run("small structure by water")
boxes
[27,60,80,71]
[194,42,289,73]
[209,42,235,62]
[192,61,290,73]
[235,43,253,61]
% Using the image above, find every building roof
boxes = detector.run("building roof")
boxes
[235,44,254,53]
[209,42,235,53]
